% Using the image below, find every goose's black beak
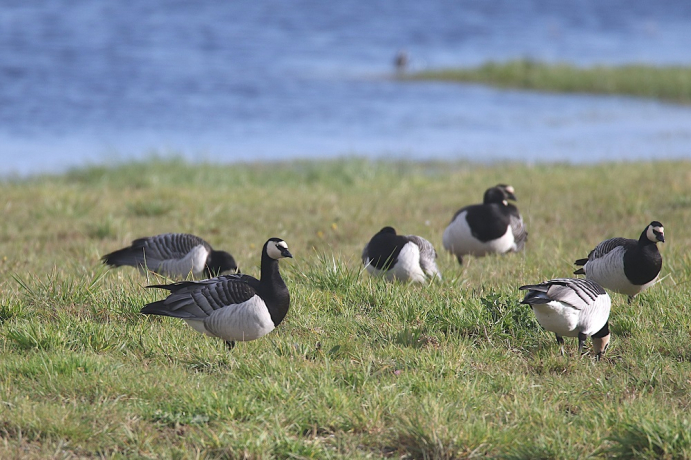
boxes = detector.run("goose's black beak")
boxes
[281,248,293,258]
[507,192,517,201]
[656,233,665,243]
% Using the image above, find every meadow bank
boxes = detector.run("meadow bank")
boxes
[1,159,690,458]
[404,60,691,104]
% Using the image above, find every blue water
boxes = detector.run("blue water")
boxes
[2,0,691,175]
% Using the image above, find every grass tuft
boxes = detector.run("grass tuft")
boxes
[606,419,691,459]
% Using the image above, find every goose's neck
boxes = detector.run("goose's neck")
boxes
[638,229,656,247]
[261,255,284,287]
[260,253,290,326]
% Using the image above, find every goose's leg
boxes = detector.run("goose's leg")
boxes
[556,335,565,356]
[577,332,587,356]
[225,340,236,350]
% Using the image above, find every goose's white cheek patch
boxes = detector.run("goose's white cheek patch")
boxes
[266,241,289,259]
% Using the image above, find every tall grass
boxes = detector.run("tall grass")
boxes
[405,60,691,103]
[1,158,690,458]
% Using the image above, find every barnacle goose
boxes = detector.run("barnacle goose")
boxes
[362,227,441,283]
[141,238,292,350]
[574,221,664,303]
[442,184,527,265]
[102,233,237,279]
[520,278,611,359]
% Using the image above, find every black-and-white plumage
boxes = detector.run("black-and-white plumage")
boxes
[102,233,237,279]
[362,227,441,283]
[141,238,292,349]
[442,184,527,265]
[520,278,611,359]
[574,221,664,302]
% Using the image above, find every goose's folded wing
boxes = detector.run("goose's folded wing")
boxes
[406,235,441,277]
[520,278,604,310]
[545,279,604,310]
[147,274,247,293]
[510,215,528,250]
[141,233,210,260]
[588,237,632,260]
[142,277,257,319]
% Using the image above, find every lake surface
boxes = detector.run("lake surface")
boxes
[2,0,691,175]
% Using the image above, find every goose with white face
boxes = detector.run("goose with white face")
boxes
[141,237,292,351]
[574,221,665,302]
[442,183,527,264]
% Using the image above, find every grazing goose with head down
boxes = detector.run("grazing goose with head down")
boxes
[520,278,611,359]
[574,221,664,303]
[102,233,237,279]
[442,184,527,265]
[141,238,292,350]
[362,227,441,283]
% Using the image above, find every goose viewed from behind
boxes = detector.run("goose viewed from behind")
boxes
[141,238,292,350]
[362,226,441,283]
[442,184,527,265]
[574,221,664,303]
[519,278,611,359]
[102,233,237,279]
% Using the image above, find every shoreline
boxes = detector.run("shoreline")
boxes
[402,59,691,104]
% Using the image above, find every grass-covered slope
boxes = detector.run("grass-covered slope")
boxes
[405,60,691,104]
[1,158,690,458]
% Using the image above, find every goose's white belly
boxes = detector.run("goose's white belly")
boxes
[531,301,581,337]
[157,245,209,278]
[184,295,275,342]
[442,212,515,257]
[365,242,427,283]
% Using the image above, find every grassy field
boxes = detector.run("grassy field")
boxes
[404,60,691,104]
[1,158,690,459]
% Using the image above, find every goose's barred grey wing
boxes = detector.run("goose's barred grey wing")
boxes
[406,235,438,273]
[406,235,435,258]
[510,215,528,251]
[574,238,633,273]
[587,237,633,260]
[140,233,210,260]
[520,278,605,310]
[142,276,257,319]
[147,274,250,293]
[103,233,211,268]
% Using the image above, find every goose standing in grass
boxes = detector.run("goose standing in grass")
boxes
[442,184,527,265]
[141,238,292,350]
[519,278,611,359]
[362,227,441,283]
[102,233,237,279]
[574,221,664,303]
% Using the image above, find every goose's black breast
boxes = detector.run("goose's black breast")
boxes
[623,245,662,285]
[464,204,511,242]
[367,234,410,270]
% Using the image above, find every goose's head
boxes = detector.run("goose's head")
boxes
[265,238,293,260]
[645,221,665,243]
[484,184,517,205]
[207,250,239,275]
[378,226,397,235]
